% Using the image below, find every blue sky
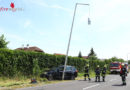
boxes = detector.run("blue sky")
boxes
[0,0,130,60]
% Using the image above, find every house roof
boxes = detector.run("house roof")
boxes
[82,56,88,59]
[54,53,65,56]
[15,46,44,52]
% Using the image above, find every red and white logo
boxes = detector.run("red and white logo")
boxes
[0,2,23,12]
[10,2,15,8]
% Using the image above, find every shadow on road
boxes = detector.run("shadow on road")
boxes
[112,84,123,87]
[78,80,94,83]
[78,80,93,82]
[78,80,104,83]
[78,80,84,81]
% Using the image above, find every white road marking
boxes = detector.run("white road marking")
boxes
[109,79,117,82]
[83,84,100,90]
[128,73,130,76]
[43,80,77,87]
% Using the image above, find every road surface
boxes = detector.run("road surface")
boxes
[17,74,130,90]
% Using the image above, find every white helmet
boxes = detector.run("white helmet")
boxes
[121,63,124,66]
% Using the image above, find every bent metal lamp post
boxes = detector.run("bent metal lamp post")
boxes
[62,3,91,80]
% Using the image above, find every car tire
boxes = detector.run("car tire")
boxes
[74,73,78,77]
[71,75,75,80]
[48,74,53,81]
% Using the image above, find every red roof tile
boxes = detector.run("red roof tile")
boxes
[15,46,44,52]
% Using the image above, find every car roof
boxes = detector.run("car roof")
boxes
[59,65,74,68]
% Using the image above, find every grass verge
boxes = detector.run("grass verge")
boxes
[0,77,75,90]
[0,72,96,90]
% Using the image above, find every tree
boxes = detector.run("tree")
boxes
[88,48,96,58]
[33,59,40,77]
[87,48,98,61]
[109,57,124,62]
[0,34,9,48]
[128,60,130,64]
[78,51,82,58]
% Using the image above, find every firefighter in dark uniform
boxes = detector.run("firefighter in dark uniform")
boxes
[84,64,91,81]
[95,65,101,82]
[101,65,107,82]
[120,63,127,85]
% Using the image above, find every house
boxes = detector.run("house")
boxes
[82,56,88,59]
[54,53,65,56]
[15,46,44,53]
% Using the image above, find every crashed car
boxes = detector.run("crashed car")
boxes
[41,65,78,80]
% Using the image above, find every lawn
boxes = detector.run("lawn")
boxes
[0,72,96,90]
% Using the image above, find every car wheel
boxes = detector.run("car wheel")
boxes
[48,74,53,81]
[71,75,75,80]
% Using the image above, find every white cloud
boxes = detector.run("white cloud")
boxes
[24,20,31,28]
[0,27,36,45]
[0,28,4,33]
[0,28,26,42]
[115,44,130,60]
[23,0,48,7]
[93,0,130,18]
[23,0,72,13]
[80,0,130,32]
[51,5,72,13]
[79,14,89,24]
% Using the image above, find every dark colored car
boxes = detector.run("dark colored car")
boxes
[41,65,78,80]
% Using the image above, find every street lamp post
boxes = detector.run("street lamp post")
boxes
[127,53,130,61]
[62,3,90,80]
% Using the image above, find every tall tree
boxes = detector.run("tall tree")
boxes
[110,57,124,62]
[0,34,9,48]
[33,59,40,77]
[128,60,130,64]
[78,51,82,58]
[88,48,97,60]
[88,48,96,57]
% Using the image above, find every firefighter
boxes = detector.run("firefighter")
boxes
[120,63,127,85]
[101,65,107,82]
[95,65,101,82]
[84,64,91,81]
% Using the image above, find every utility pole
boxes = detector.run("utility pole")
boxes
[62,3,90,80]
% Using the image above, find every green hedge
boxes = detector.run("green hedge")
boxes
[0,49,88,77]
[0,48,124,77]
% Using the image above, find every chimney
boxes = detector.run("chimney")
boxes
[27,44,29,48]
[22,44,24,49]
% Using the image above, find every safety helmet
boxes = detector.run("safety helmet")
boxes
[86,64,89,67]
[121,63,124,66]
[104,65,106,67]
[97,65,99,67]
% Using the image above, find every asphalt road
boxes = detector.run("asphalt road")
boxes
[17,74,130,90]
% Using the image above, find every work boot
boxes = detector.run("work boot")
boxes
[84,78,86,81]
[102,79,104,82]
[89,78,91,81]
[123,82,126,85]
[95,79,97,82]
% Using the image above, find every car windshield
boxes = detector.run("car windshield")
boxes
[110,63,119,67]
[58,66,72,71]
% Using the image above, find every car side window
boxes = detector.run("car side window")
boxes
[72,67,76,71]
[66,67,72,71]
